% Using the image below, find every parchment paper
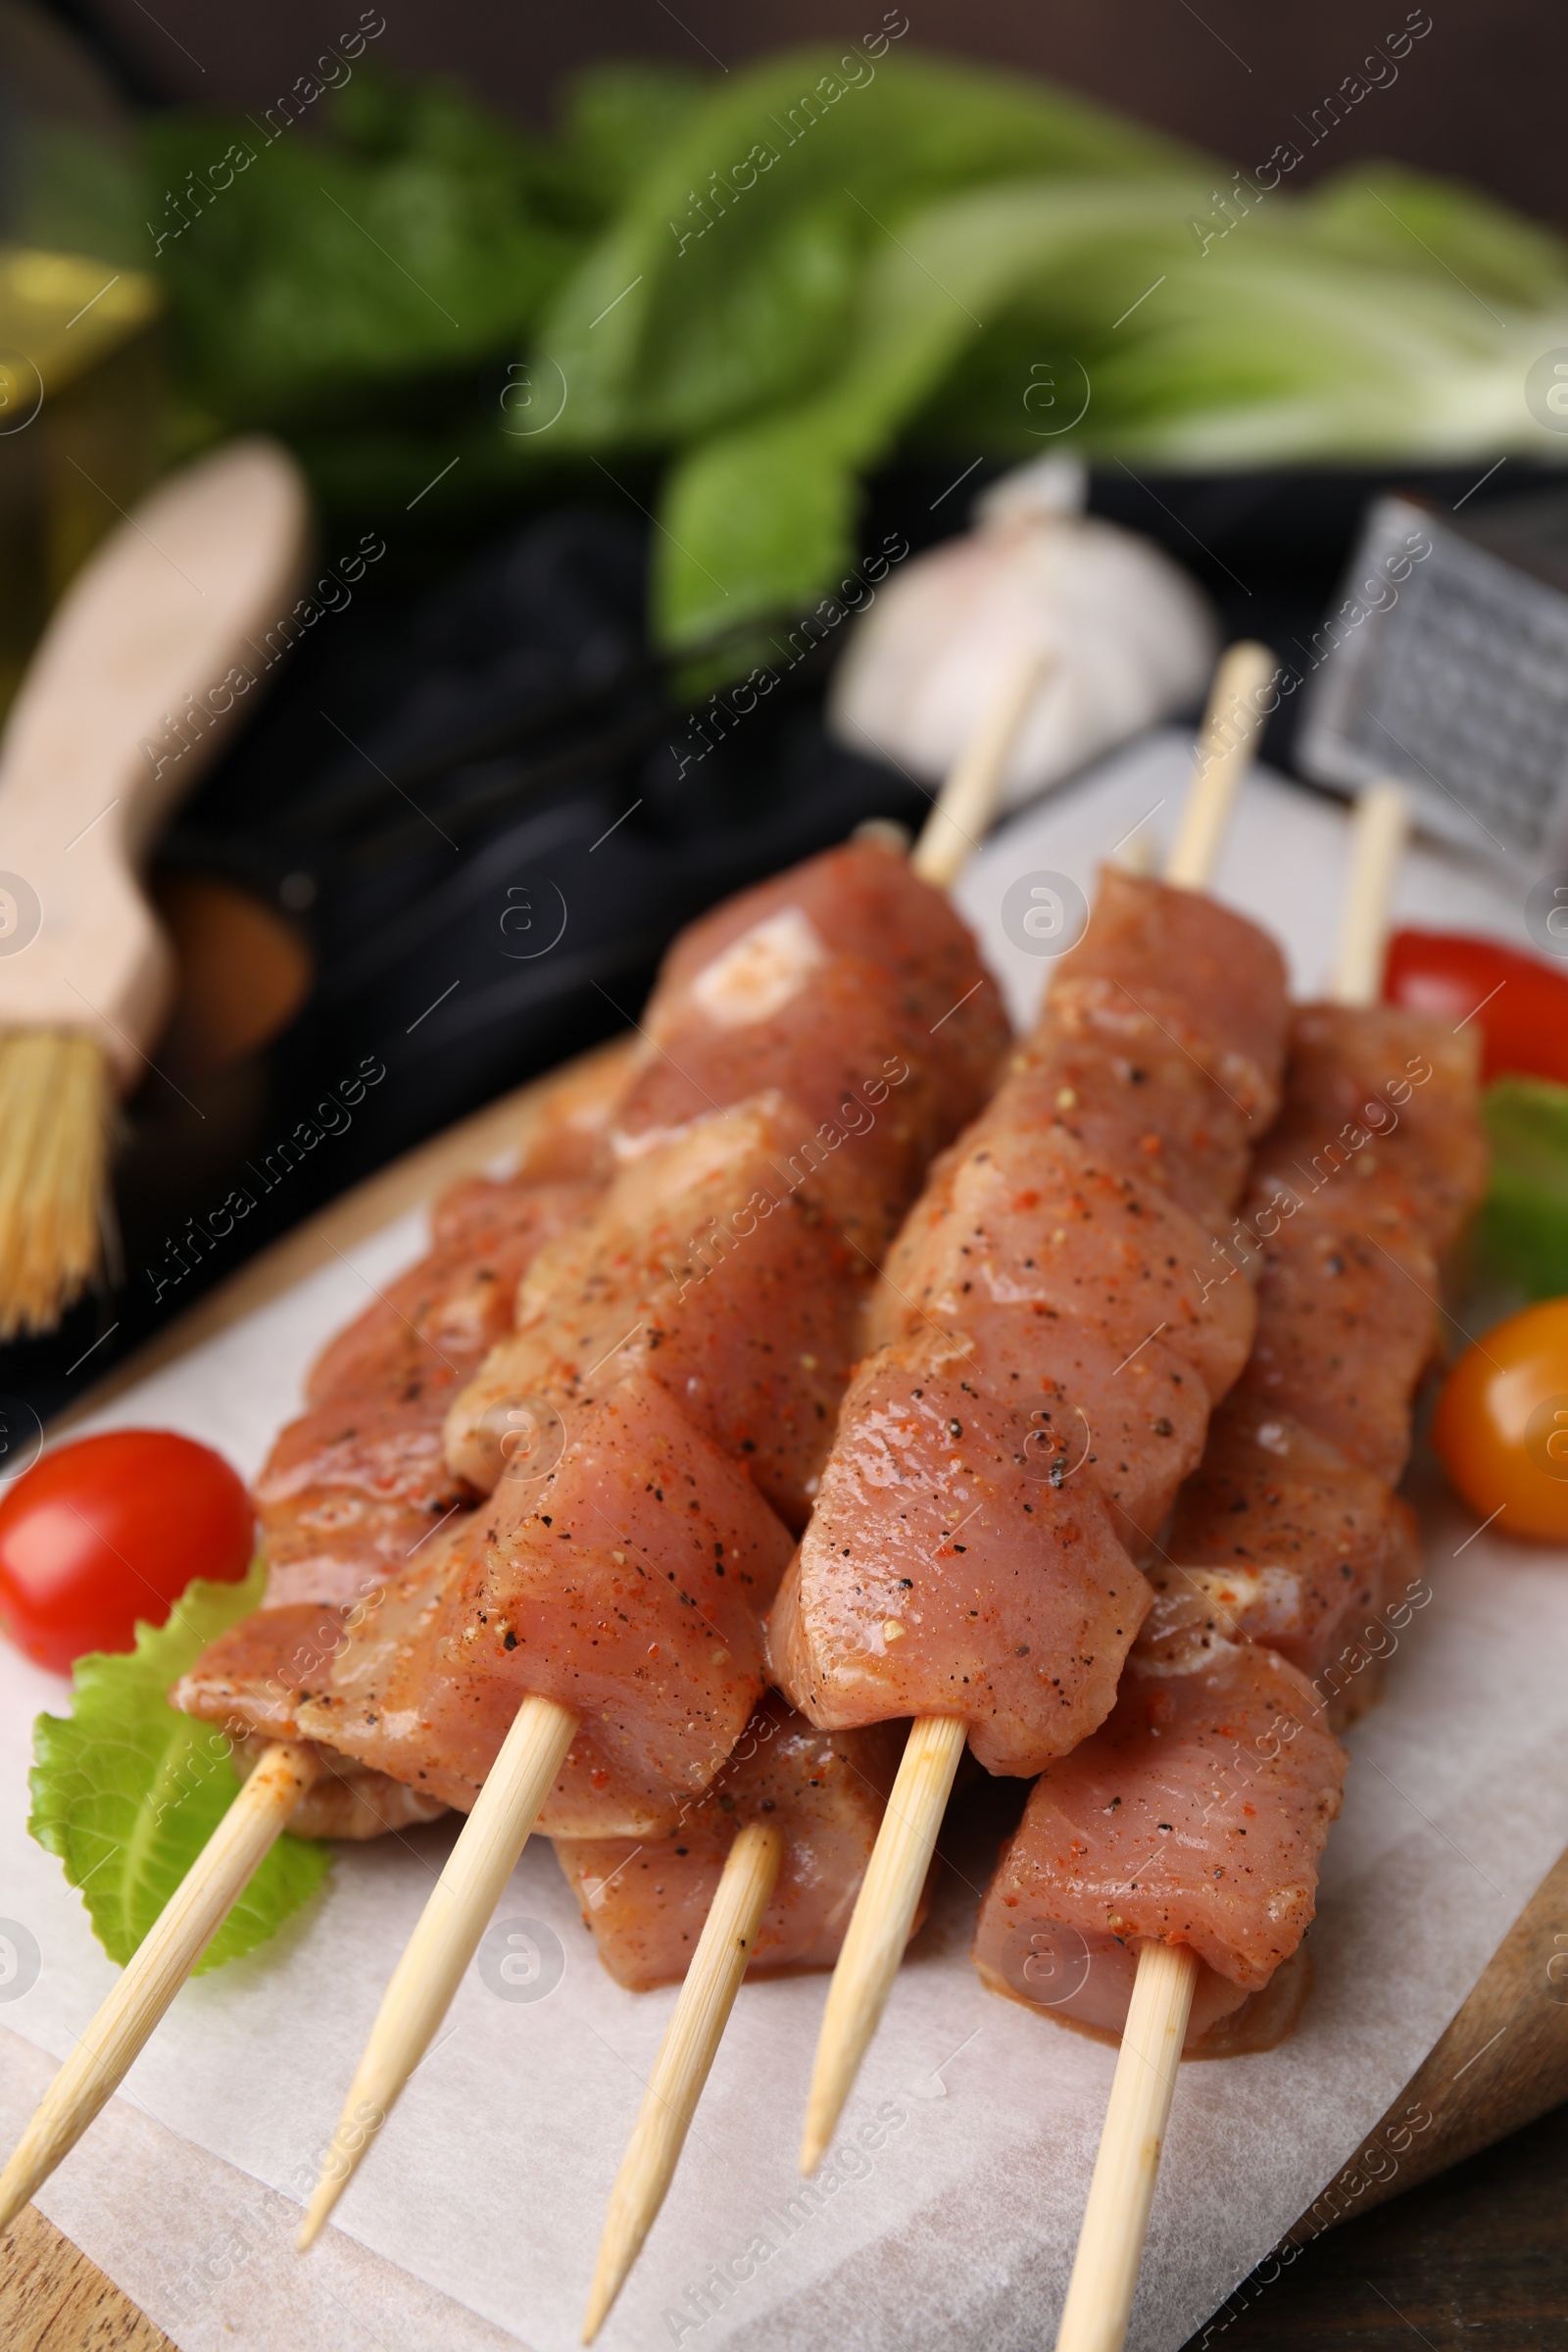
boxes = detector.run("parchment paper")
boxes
[2,735,1560,2352]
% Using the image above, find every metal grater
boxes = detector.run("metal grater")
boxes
[1296,487,1568,871]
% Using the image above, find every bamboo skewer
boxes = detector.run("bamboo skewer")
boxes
[796,642,1277,2177]
[908,649,1049,890]
[1054,1941,1199,2352]
[1053,774,1411,2352]
[1333,780,1410,1006]
[1164,641,1277,891]
[0,1740,320,2232]
[582,1822,784,2341]
[298,653,1039,2250]
[799,1714,965,2175]
[297,1693,576,2248]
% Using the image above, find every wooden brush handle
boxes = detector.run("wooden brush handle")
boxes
[0,439,311,1082]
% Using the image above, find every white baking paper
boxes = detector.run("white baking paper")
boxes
[2,736,1562,2352]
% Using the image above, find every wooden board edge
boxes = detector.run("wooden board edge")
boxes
[1286,1840,1568,2245]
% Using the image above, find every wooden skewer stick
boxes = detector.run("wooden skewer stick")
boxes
[909,648,1050,891]
[1164,641,1277,892]
[0,1740,320,2232]
[1053,775,1411,2352]
[799,1713,966,2175]
[582,1822,784,2342]
[1333,779,1409,1008]
[299,650,1038,2250]
[796,642,1276,2176]
[298,1692,576,2248]
[1053,1941,1199,2352]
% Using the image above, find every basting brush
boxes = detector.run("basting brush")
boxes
[0,438,311,1337]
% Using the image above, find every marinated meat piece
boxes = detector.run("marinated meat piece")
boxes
[1227,1002,1487,1485]
[1239,1203,1438,1489]
[172,1054,635,1839]
[1250,1004,1486,1262]
[971,1642,1345,2050]
[444,1099,869,1523]
[293,1523,686,1835]
[982,998,1262,1226]
[307,1180,595,1404]
[1161,1389,1421,1722]
[305,1363,797,1820]
[1055,868,1292,1113]
[479,1036,633,1188]
[555,1692,911,1988]
[619,971,969,1261]
[172,1604,449,1840]
[255,1389,470,1610]
[769,1330,1149,1775]
[172,1601,353,1742]
[874,1121,1256,1407]
[637,836,1009,1116]
[259,1175,598,1610]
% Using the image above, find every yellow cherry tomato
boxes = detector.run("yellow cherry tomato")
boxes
[1433,1298,1568,1543]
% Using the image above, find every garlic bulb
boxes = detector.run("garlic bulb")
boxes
[827,458,1219,809]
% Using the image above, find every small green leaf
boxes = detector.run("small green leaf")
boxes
[28,1559,330,1974]
[1481,1077,1568,1300]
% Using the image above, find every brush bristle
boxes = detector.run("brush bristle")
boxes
[0,1033,112,1340]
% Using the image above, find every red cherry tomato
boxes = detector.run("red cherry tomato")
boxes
[0,1430,254,1673]
[1432,1298,1568,1544]
[1385,929,1568,1086]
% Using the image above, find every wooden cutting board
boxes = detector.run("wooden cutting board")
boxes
[4,1034,1566,2347]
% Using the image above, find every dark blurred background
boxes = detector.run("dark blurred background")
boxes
[62,0,1568,230]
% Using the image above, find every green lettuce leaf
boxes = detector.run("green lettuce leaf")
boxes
[1480,1077,1568,1299]
[28,1559,330,1973]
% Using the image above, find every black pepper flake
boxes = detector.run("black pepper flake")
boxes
[503,1631,517,1650]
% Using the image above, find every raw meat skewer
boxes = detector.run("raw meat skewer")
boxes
[792,641,1281,2174]
[1052,781,1414,2352]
